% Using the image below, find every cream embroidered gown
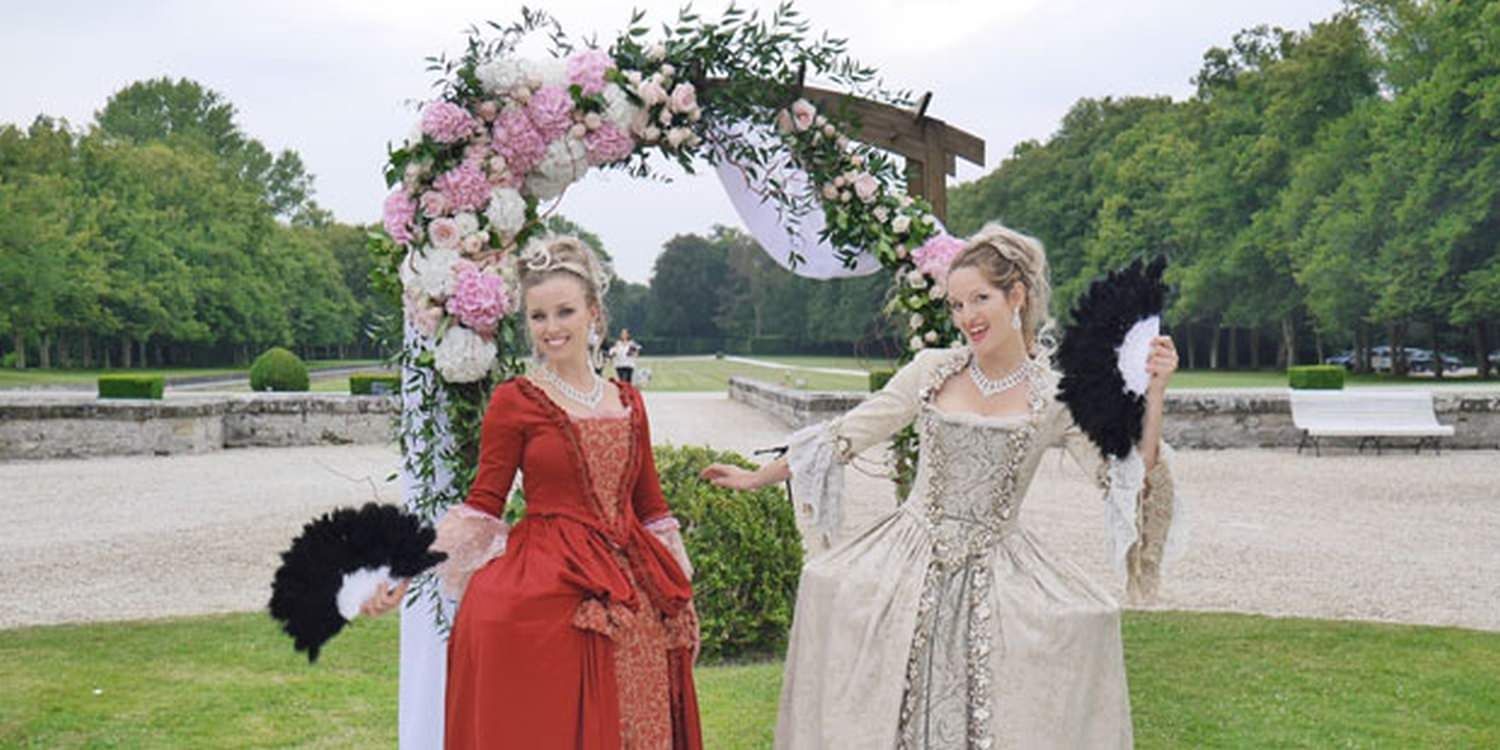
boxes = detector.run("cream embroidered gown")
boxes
[777,347,1180,749]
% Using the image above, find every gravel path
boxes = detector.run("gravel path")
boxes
[3,392,1496,632]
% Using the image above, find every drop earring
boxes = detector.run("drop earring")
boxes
[1011,308,1022,330]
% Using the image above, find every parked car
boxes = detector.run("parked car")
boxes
[1323,350,1356,369]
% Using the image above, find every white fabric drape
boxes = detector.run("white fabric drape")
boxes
[398,326,455,750]
[713,123,882,280]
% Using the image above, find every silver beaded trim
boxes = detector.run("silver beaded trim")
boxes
[895,348,1048,748]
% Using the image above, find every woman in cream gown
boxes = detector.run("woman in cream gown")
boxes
[703,224,1182,749]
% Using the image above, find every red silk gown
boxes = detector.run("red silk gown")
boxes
[444,378,702,749]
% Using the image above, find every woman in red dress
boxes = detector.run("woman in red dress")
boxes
[376,235,703,749]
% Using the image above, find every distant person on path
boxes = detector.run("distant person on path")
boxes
[610,328,642,384]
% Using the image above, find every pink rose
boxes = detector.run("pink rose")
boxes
[405,290,444,338]
[420,190,450,218]
[382,190,417,245]
[637,80,668,107]
[428,218,462,249]
[491,108,548,174]
[790,99,816,132]
[526,86,575,141]
[461,233,487,257]
[420,101,478,144]
[852,172,879,203]
[668,82,697,114]
[583,122,636,165]
[666,127,691,149]
[821,183,838,201]
[476,100,500,122]
[566,49,613,96]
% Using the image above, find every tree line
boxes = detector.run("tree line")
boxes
[0,78,383,369]
[948,1,1499,377]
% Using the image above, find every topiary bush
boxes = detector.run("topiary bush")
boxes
[653,443,803,662]
[350,372,401,395]
[250,347,310,392]
[1288,365,1345,390]
[97,374,165,400]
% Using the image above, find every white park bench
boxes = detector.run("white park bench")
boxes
[1289,389,1455,456]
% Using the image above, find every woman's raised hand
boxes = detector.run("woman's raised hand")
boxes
[699,463,765,491]
[358,578,410,618]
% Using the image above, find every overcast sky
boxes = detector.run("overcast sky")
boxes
[2,0,1343,283]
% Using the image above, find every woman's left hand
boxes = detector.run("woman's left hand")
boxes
[1146,335,1178,395]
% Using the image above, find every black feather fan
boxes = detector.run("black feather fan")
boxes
[1056,257,1169,460]
[268,503,446,662]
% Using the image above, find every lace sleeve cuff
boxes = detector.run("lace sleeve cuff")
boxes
[432,504,510,602]
[644,515,693,580]
[1105,443,1185,604]
[786,421,848,539]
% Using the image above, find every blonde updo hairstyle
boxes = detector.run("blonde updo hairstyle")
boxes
[516,234,612,362]
[947,223,1055,359]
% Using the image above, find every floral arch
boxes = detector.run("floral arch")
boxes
[377,7,987,745]
[377,5,986,529]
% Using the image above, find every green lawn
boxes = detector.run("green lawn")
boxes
[2,610,1494,748]
[1168,369,1499,389]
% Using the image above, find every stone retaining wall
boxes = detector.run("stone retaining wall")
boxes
[728,377,1500,450]
[0,394,397,460]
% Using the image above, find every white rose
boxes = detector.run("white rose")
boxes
[400,246,462,300]
[484,187,527,236]
[874,206,889,222]
[570,122,587,139]
[892,215,911,234]
[638,80,668,107]
[657,107,673,126]
[661,63,676,78]
[896,244,908,259]
[909,335,925,351]
[643,125,661,142]
[454,212,479,236]
[906,269,927,289]
[790,99,816,131]
[647,44,667,61]
[584,112,602,130]
[428,218,462,250]
[929,283,945,300]
[840,190,851,203]
[666,127,692,149]
[434,326,498,383]
[924,330,939,344]
[821,183,839,200]
[909,313,924,331]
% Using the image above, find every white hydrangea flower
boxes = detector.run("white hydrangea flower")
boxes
[399,246,462,300]
[601,83,641,132]
[526,136,589,200]
[484,187,527,236]
[528,59,568,88]
[434,326,498,383]
[477,59,528,94]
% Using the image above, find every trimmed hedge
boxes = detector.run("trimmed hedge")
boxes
[869,369,895,392]
[97,374,165,400]
[350,372,400,396]
[249,347,310,392]
[653,444,803,662]
[1288,365,1345,390]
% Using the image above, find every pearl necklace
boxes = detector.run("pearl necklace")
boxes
[538,364,604,410]
[968,356,1028,397]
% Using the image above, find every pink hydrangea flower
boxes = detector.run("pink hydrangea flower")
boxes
[445,261,511,335]
[434,163,492,213]
[526,86,575,141]
[566,50,613,96]
[491,109,548,175]
[583,122,635,165]
[382,190,417,245]
[912,232,966,279]
[420,101,478,144]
